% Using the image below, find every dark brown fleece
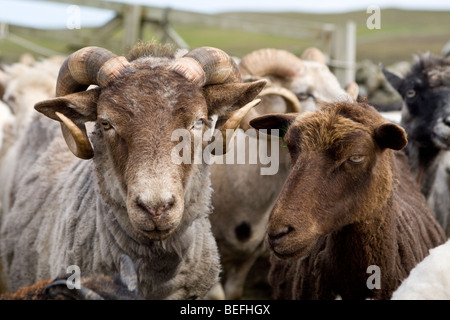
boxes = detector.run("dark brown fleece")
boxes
[262,101,446,300]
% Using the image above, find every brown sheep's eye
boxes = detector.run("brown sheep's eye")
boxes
[349,155,365,164]
[100,120,112,130]
[192,119,204,130]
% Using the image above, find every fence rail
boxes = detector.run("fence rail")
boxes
[0,0,356,85]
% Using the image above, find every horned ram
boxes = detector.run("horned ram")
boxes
[0,42,266,299]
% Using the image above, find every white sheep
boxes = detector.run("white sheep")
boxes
[391,239,450,300]
[0,101,14,157]
[1,56,63,135]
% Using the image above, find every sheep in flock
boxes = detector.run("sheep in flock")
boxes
[208,47,357,299]
[250,99,446,299]
[0,101,14,159]
[383,53,450,235]
[0,55,64,159]
[0,254,142,300]
[391,238,450,300]
[0,42,266,299]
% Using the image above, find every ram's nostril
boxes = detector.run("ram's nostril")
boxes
[136,196,175,218]
[136,199,155,217]
[158,197,175,215]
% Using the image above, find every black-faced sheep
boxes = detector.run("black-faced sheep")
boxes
[383,53,450,235]
[250,99,447,300]
[0,42,266,299]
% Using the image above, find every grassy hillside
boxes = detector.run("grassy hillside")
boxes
[211,9,450,64]
[0,8,449,65]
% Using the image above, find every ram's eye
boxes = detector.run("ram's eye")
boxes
[349,155,365,164]
[100,120,112,130]
[296,92,310,101]
[406,89,416,99]
[193,119,204,130]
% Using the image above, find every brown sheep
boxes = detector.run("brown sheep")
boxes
[208,47,355,300]
[250,99,447,300]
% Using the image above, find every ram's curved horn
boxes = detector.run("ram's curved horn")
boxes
[258,87,301,113]
[301,47,327,65]
[57,46,130,96]
[221,98,261,131]
[238,48,304,78]
[55,112,94,160]
[55,47,131,159]
[345,81,359,101]
[211,98,261,156]
[170,46,241,86]
[45,279,104,300]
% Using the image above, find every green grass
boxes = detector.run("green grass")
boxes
[0,8,449,66]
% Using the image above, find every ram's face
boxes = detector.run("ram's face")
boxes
[35,45,267,243]
[96,68,208,241]
[289,61,351,113]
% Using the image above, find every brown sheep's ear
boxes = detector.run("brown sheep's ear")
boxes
[374,122,408,150]
[250,113,298,138]
[34,88,100,159]
[203,79,267,116]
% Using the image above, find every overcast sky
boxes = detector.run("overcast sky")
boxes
[0,0,449,29]
[110,0,450,14]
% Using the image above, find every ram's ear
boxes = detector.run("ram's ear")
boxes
[34,88,100,159]
[250,113,298,138]
[374,122,408,150]
[203,79,267,116]
[381,66,403,92]
[34,88,99,122]
[345,81,359,101]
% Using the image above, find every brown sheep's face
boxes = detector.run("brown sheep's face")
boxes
[250,102,407,260]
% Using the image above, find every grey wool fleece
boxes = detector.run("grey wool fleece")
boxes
[0,114,220,299]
